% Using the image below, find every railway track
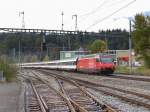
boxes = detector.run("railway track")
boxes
[52,70,150,82]
[23,70,117,112]
[29,68,150,82]
[36,71,117,112]
[25,79,47,112]
[57,78,116,112]
[38,69,150,110]
[108,74,150,82]
[24,74,75,112]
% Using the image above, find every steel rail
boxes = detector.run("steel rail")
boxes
[71,80,117,112]
[30,80,48,112]
[63,71,150,82]
[40,69,150,100]
[38,70,118,112]
[61,71,150,100]
[32,72,76,112]
[84,84,150,109]
[111,74,150,82]
[23,72,75,112]
[69,77,150,101]
[56,78,89,112]
[39,69,150,109]
[57,77,117,112]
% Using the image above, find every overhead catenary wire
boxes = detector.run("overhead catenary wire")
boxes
[79,0,129,23]
[78,0,111,24]
[80,0,110,18]
[78,0,131,30]
[86,0,136,30]
[67,0,129,31]
[80,0,128,18]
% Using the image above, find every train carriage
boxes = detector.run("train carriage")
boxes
[21,58,77,71]
[21,54,115,75]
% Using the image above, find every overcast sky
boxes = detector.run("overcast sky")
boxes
[0,0,149,32]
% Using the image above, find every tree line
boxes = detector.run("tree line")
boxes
[0,29,129,60]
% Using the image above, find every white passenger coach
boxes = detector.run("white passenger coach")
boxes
[21,58,77,71]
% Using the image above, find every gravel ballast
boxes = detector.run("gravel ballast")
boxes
[88,88,150,112]
[61,71,150,91]
[28,70,150,112]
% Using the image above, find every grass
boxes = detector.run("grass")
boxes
[134,66,150,76]
[0,57,18,82]
[115,66,150,76]
[115,66,130,74]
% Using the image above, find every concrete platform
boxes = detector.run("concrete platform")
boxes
[0,82,23,112]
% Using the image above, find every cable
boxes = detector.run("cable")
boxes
[78,0,111,24]
[86,0,136,30]
[80,0,128,18]
[79,0,129,24]
[80,0,109,17]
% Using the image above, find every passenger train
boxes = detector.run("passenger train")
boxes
[21,54,115,74]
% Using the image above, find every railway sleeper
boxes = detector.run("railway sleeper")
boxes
[48,108,70,112]
[75,100,96,105]
[43,96,62,100]
[71,96,92,99]
[29,107,41,111]
[48,106,69,110]
[47,104,69,108]
[28,104,40,107]
[84,107,102,112]
[46,100,66,104]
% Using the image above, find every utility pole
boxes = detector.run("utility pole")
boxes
[18,37,21,66]
[19,11,25,29]
[67,35,71,50]
[61,12,65,50]
[72,15,78,50]
[114,17,133,71]
[129,19,132,72]
[18,11,25,70]
[72,14,78,31]
[61,12,64,30]
[104,31,108,51]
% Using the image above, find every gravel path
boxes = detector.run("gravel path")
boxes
[0,82,22,112]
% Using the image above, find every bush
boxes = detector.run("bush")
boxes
[0,57,18,82]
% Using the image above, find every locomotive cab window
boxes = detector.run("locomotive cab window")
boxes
[101,57,113,63]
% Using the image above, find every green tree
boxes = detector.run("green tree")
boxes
[89,39,107,53]
[132,13,150,68]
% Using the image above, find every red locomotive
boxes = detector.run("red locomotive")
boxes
[76,54,115,74]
